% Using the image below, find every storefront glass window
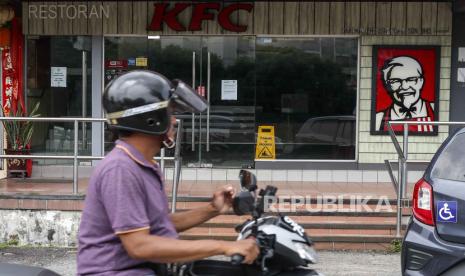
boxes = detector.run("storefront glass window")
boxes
[103,37,150,152]
[104,36,256,167]
[26,36,92,164]
[255,37,358,160]
[103,36,357,165]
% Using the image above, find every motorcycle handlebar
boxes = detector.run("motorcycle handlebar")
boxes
[230,254,245,265]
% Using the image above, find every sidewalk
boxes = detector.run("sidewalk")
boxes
[0,177,408,250]
[0,177,401,199]
[0,247,401,276]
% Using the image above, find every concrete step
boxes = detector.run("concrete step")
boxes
[200,221,406,230]
[205,214,399,224]
[172,196,401,203]
[176,209,404,217]
[173,199,412,216]
[176,197,408,251]
[181,226,400,237]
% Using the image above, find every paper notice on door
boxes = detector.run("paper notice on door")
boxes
[458,68,465,83]
[459,47,465,62]
[221,80,237,100]
[51,67,67,87]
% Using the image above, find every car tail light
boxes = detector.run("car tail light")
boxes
[412,178,435,226]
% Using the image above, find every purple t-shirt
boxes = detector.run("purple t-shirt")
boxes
[77,140,178,275]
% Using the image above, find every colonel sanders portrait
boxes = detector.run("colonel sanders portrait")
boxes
[375,56,435,132]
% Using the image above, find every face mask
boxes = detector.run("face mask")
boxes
[162,137,176,149]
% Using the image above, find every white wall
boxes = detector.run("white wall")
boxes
[0,210,80,247]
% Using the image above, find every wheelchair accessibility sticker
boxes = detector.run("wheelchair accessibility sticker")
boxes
[437,201,457,223]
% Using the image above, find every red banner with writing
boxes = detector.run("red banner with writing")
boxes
[2,48,15,115]
[2,18,31,176]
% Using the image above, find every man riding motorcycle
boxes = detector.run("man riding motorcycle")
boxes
[77,70,259,275]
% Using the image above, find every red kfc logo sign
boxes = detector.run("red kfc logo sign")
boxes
[149,3,253,32]
[371,46,439,135]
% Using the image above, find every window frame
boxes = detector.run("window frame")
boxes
[101,34,360,163]
[254,35,360,163]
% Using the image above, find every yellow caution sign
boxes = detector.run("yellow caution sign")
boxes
[136,57,148,67]
[255,126,276,160]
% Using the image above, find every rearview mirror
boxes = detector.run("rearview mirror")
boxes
[239,170,257,192]
[233,191,255,215]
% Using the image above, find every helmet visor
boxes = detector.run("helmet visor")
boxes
[170,80,208,114]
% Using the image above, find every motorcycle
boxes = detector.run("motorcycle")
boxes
[178,170,322,276]
[0,169,321,276]
[0,263,60,276]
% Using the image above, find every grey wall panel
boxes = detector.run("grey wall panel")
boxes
[102,1,117,34]
[422,2,438,35]
[22,1,453,37]
[449,9,465,132]
[437,2,453,35]
[330,2,345,34]
[238,2,254,35]
[71,1,88,35]
[28,1,44,35]
[22,2,28,35]
[42,1,58,35]
[253,2,268,34]
[284,1,299,35]
[406,2,422,35]
[360,2,376,35]
[132,1,147,35]
[57,1,73,35]
[117,1,133,34]
[314,2,330,34]
[344,1,360,34]
[269,1,284,35]
[88,1,103,35]
[390,2,406,35]
[375,2,391,35]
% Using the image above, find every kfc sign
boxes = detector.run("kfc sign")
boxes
[149,3,253,32]
[371,46,440,135]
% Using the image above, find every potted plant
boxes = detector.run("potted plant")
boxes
[2,102,40,176]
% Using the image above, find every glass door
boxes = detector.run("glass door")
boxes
[199,37,256,168]
[148,36,202,166]
[150,36,256,168]
[26,36,92,164]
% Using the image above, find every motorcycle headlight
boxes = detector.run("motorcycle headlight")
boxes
[294,242,318,264]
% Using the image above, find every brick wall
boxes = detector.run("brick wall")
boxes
[358,35,452,164]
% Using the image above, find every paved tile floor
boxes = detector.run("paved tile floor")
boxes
[0,177,408,199]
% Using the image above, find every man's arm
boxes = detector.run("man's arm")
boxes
[170,185,235,232]
[118,229,258,264]
[169,203,218,232]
